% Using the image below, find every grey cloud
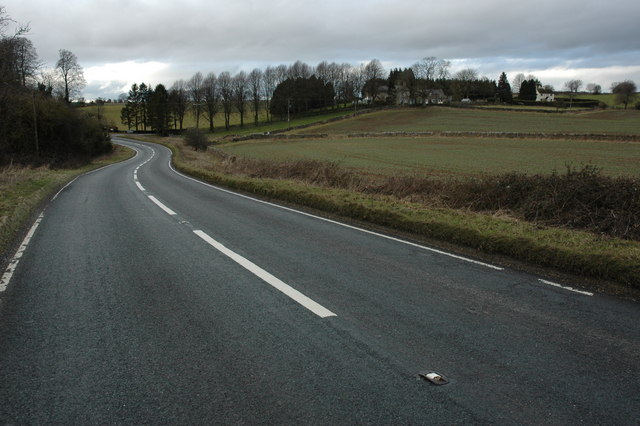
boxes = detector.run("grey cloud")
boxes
[5,0,640,98]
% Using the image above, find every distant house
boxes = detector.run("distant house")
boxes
[536,87,555,102]
[422,89,449,104]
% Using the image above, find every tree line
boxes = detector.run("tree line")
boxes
[119,57,505,135]
[123,54,640,138]
[0,7,111,165]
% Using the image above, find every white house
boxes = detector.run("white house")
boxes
[536,87,555,102]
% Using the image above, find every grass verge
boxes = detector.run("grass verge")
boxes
[0,145,134,259]
[149,136,640,296]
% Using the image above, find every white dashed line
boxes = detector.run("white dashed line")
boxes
[194,230,337,318]
[539,279,594,296]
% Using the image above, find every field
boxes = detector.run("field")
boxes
[222,108,640,178]
[297,107,640,134]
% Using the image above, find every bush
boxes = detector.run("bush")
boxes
[184,128,208,151]
[217,156,640,241]
[0,93,112,166]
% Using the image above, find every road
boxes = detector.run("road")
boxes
[1,137,639,424]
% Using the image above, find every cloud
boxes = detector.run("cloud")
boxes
[4,0,640,99]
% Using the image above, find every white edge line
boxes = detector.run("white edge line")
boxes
[194,230,337,318]
[539,279,594,296]
[164,153,503,271]
[148,195,177,216]
[2,146,140,292]
[1,213,44,292]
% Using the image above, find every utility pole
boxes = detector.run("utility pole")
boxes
[287,98,291,130]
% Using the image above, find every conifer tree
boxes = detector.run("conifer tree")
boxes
[497,72,512,103]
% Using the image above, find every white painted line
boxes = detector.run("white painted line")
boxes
[2,145,140,292]
[539,279,594,296]
[136,181,145,191]
[148,195,177,216]
[167,156,503,271]
[194,230,337,318]
[1,213,44,292]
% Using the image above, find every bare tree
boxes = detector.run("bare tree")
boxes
[611,80,637,109]
[454,68,478,99]
[262,65,277,122]
[586,83,602,94]
[511,73,525,94]
[327,62,342,108]
[169,79,188,130]
[202,72,219,132]
[218,72,233,130]
[337,63,353,107]
[233,71,248,127]
[248,68,262,126]
[13,37,39,86]
[315,61,336,110]
[315,61,331,84]
[351,63,367,109]
[187,71,204,128]
[0,6,30,88]
[412,56,450,81]
[363,59,385,103]
[288,60,312,79]
[274,64,288,84]
[55,49,86,103]
[564,79,583,109]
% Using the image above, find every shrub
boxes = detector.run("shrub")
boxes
[215,155,640,241]
[184,128,208,151]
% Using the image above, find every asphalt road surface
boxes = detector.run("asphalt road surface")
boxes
[1,138,639,424]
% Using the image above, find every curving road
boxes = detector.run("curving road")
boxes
[1,138,639,423]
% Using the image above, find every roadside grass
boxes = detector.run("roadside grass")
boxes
[221,136,640,178]
[0,145,134,258]
[299,107,640,135]
[142,135,640,294]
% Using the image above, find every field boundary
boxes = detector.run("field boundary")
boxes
[229,130,640,143]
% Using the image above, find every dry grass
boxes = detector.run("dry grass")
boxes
[0,146,134,257]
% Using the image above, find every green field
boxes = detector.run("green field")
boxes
[298,107,640,135]
[222,136,640,178]
[222,108,640,178]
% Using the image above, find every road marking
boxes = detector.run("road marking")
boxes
[165,154,503,271]
[148,195,177,216]
[539,279,594,296]
[194,230,337,318]
[2,145,141,294]
[1,213,44,292]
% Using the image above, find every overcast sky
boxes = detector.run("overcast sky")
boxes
[4,0,640,100]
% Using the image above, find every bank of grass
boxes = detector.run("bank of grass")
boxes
[0,145,134,257]
[147,136,640,295]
